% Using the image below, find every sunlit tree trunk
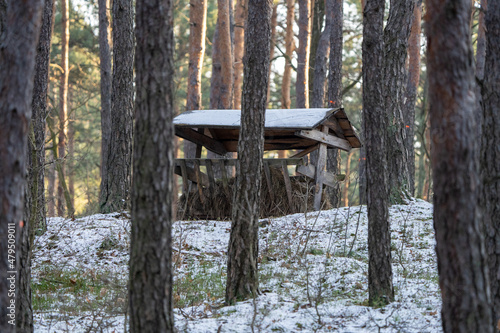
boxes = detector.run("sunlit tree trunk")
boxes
[129,0,175,331]
[427,0,493,331]
[0,1,43,332]
[363,0,393,306]
[281,0,295,109]
[296,0,312,108]
[233,0,246,109]
[226,0,271,305]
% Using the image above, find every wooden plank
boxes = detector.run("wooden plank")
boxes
[193,159,205,204]
[175,158,303,167]
[205,159,216,191]
[313,126,329,210]
[296,164,337,188]
[175,127,228,156]
[179,159,189,195]
[289,144,320,158]
[174,163,209,187]
[263,161,275,201]
[281,161,293,208]
[217,159,230,197]
[295,129,352,152]
[322,119,346,139]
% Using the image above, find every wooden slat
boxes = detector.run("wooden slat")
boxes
[175,158,303,167]
[193,159,205,203]
[281,161,293,208]
[295,129,352,152]
[205,159,216,190]
[263,161,274,201]
[313,126,329,210]
[217,159,230,197]
[322,119,346,139]
[173,164,209,187]
[289,144,320,158]
[296,164,336,188]
[175,127,228,156]
[179,159,189,195]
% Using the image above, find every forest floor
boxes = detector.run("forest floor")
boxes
[32,199,442,332]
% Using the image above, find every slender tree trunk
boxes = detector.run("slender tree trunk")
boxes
[233,0,246,109]
[281,0,295,109]
[57,0,70,217]
[184,0,207,159]
[68,103,75,209]
[481,0,500,326]
[129,0,175,331]
[309,0,324,102]
[98,0,112,187]
[358,0,367,205]
[100,0,134,213]
[427,0,494,331]
[363,0,394,306]
[267,3,278,105]
[226,0,271,305]
[404,0,422,197]
[47,151,56,216]
[0,1,43,332]
[383,0,416,202]
[326,0,344,208]
[296,0,312,108]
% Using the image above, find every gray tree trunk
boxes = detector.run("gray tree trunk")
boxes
[129,0,175,331]
[296,0,311,108]
[383,0,416,202]
[98,0,112,192]
[225,0,271,305]
[362,0,394,306]
[427,0,494,331]
[100,0,134,213]
[481,0,500,326]
[0,1,43,331]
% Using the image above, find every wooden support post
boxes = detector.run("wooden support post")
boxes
[205,160,216,202]
[313,126,329,210]
[179,159,189,195]
[281,160,293,208]
[263,161,275,201]
[218,159,230,197]
[193,159,205,204]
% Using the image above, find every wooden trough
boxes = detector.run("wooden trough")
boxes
[173,108,361,212]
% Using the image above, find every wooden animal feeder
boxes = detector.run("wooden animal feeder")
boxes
[173,108,361,211]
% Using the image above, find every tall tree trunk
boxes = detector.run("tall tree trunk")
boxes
[427,0,494,331]
[296,0,312,108]
[98,0,112,189]
[363,0,393,306]
[326,0,344,209]
[0,1,43,332]
[225,0,271,305]
[57,0,70,217]
[476,0,487,79]
[29,0,55,233]
[281,0,295,109]
[184,0,207,159]
[403,0,422,197]
[267,3,278,105]
[129,0,175,331]
[0,0,5,40]
[383,0,416,202]
[309,0,324,102]
[47,151,56,216]
[68,103,75,209]
[481,0,500,326]
[100,0,134,213]
[233,0,246,109]
[358,0,367,205]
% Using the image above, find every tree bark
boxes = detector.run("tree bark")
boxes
[100,0,134,213]
[363,0,394,306]
[383,0,416,202]
[296,0,312,108]
[129,0,175,331]
[98,0,112,192]
[476,0,487,80]
[481,0,500,326]
[0,0,5,41]
[403,0,422,198]
[57,0,70,217]
[0,1,43,332]
[267,3,277,105]
[427,0,494,331]
[309,0,324,102]
[233,0,246,109]
[226,0,271,305]
[281,0,295,109]
[184,0,207,159]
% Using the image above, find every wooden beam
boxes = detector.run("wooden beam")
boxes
[175,127,228,156]
[193,159,205,203]
[175,158,303,167]
[281,161,293,208]
[322,119,346,139]
[295,129,352,151]
[296,164,337,188]
[313,126,329,210]
[174,163,209,187]
[263,161,274,201]
[289,144,320,158]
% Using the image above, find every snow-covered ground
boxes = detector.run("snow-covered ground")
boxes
[32,199,442,332]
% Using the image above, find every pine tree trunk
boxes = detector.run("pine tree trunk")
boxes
[281,0,295,109]
[403,0,421,197]
[47,150,56,216]
[100,0,134,213]
[326,0,344,208]
[481,0,500,326]
[98,0,112,188]
[383,0,416,202]
[226,0,271,305]
[129,0,175,331]
[184,0,207,159]
[57,0,70,217]
[296,0,312,108]
[427,0,494,331]
[233,0,246,109]
[68,103,75,209]
[476,0,487,80]
[0,1,43,332]
[309,0,324,102]
[362,0,394,306]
